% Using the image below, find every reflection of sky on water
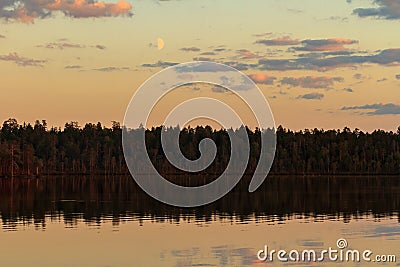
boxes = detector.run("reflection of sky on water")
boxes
[155,218,399,267]
[0,176,398,266]
[0,214,398,267]
[364,225,400,239]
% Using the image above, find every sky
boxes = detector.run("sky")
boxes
[1,0,400,131]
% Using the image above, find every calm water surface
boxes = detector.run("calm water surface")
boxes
[0,176,399,267]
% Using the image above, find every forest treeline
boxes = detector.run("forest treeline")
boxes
[0,118,399,177]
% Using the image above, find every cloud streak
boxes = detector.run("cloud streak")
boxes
[255,36,300,46]
[193,57,212,61]
[180,47,201,52]
[295,38,358,51]
[38,41,106,50]
[38,42,84,49]
[64,65,82,69]
[342,103,400,115]
[92,66,129,72]
[297,92,324,100]
[0,0,132,23]
[256,37,357,52]
[257,48,400,71]
[141,60,178,68]
[94,45,106,50]
[353,0,400,20]
[236,49,260,59]
[0,52,46,67]
[280,76,343,88]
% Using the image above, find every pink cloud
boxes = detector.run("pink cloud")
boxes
[236,49,260,59]
[249,74,276,85]
[0,0,132,23]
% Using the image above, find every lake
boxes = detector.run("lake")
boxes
[0,176,399,266]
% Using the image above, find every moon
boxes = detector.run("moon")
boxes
[157,38,164,50]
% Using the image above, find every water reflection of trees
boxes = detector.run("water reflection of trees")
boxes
[0,176,398,230]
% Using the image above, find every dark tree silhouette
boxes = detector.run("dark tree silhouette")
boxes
[0,118,399,177]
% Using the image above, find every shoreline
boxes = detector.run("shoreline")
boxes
[1,173,399,179]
